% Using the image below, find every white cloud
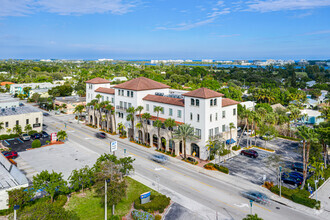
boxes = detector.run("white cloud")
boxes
[0,0,34,17]
[0,0,138,16]
[304,30,330,35]
[216,1,225,6]
[157,18,216,31]
[245,0,330,12]
[207,8,230,18]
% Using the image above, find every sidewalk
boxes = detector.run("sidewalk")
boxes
[65,119,326,219]
[310,177,330,212]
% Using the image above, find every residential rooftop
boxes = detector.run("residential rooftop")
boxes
[113,77,170,91]
[183,87,224,99]
[95,87,115,94]
[143,94,185,107]
[55,96,86,103]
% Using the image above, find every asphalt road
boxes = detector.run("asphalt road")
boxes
[41,113,322,220]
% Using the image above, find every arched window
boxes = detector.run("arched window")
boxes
[210,99,213,106]
[191,99,195,106]
[214,98,217,106]
[196,99,199,106]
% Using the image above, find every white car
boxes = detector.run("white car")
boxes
[243,130,254,136]
[21,133,30,141]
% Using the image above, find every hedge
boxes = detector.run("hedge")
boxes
[205,163,229,174]
[0,133,19,140]
[277,135,300,141]
[232,145,241,151]
[28,130,38,135]
[269,186,320,209]
[134,194,170,213]
[31,139,42,148]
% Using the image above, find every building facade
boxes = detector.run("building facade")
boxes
[85,77,239,160]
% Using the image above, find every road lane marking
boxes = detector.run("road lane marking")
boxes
[190,186,201,193]
[234,203,249,208]
[155,167,166,171]
[254,203,272,212]
[217,199,248,214]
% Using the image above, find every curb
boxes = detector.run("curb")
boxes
[309,177,330,199]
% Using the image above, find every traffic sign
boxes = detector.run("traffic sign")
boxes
[111,141,117,151]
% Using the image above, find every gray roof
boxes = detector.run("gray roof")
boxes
[0,105,42,117]
[55,96,86,103]
[0,155,28,189]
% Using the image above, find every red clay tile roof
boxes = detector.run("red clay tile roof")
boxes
[0,82,15,86]
[143,94,184,107]
[113,77,170,91]
[136,114,183,125]
[222,98,240,107]
[182,87,224,99]
[85,77,111,84]
[95,87,115,95]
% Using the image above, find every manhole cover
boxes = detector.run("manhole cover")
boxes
[276,207,280,209]
[75,159,78,160]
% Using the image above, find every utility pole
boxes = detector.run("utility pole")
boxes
[279,166,282,198]
[315,180,319,201]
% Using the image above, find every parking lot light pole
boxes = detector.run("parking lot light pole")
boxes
[279,166,282,198]
[104,179,110,220]
[249,200,253,215]
[13,205,19,220]
[315,180,318,201]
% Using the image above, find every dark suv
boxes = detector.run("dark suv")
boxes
[31,133,41,140]
[95,132,106,139]
[281,172,302,187]
[240,149,258,158]
[291,162,304,172]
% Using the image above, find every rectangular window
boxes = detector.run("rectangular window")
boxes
[106,97,109,101]
[210,99,213,106]
[222,125,226,132]
[214,98,217,106]
[222,111,226,118]
[121,90,124,96]
[196,129,201,139]
[215,127,219,134]
[127,91,130,97]
[124,102,127,109]
[117,90,120,95]
[5,122,8,127]
[128,103,132,108]
[210,114,212,122]
[153,106,156,112]
[36,118,39,123]
[169,108,173,116]
[197,114,200,122]
[178,110,182,118]
[146,104,149,111]
[16,120,19,125]
[233,108,236,116]
[120,101,123,107]
[102,96,104,102]
[196,99,199,106]
[190,113,193,120]
[26,119,29,125]
[191,98,195,106]
[131,91,133,97]
[215,113,218,121]
[112,98,114,103]
[161,107,164,114]
[209,129,213,138]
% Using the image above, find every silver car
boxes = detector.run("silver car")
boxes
[21,133,30,141]
[150,154,168,164]
[240,190,271,205]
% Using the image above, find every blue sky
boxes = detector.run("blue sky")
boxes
[0,0,330,60]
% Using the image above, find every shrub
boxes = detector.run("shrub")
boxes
[134,194,170,213]
[155,215,162,220]
[210,154,215,160]
[291,193,320,209]
[8,188,33,210]
[232,145,241,151]
[109,215,120,220]
[219,149,230,156]
[0,134,19,140]
[53,194,67,207]
[0,208,12,216]
[213,164,229,174]
[243,214,264,220]
[204,164,216,170]
[31,139,42,148]
[269,186,297,199]
[263,181,274,190]
[131,210,155,220]
[28,130,38,135]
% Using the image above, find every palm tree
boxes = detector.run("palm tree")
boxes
[105,104,113,132]
[74,104,85,124]
[173,124,198,159]
[24,124,32,134]
[57,130,68,141]
[316,122,329,168]
[117,122,125,137]
[61,103,67,113]
[154,106,163,120]
[164,118,176,154]
[13,124,22,135]
[154,120,163,150]
[142,113,151,145]
[95,94,102,103]
[126,107,136,140]
[253,113,261,146]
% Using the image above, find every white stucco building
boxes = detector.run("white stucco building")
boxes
[85,77,239,160]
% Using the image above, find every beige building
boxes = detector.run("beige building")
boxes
[0,106,43,135]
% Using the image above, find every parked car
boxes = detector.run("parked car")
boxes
[2,151,18,159]
[95,132,106,139]
[31,133,41,140]
[21,133,31,141]
[243,130,254,136]
[237,127,242,132]
[282,172,303,181]
[149,154,168,164]
[41,131,49,138]
[281,173,302,187]
[240,191,270,204]
[240,149,258,158]
[42,112,49,116]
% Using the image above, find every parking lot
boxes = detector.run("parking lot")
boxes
[222,135,303,188]
[2,136,51,152]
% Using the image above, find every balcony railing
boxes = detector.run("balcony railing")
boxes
[116,105,128,111]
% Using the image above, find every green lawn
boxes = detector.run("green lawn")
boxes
[66,177,160,219]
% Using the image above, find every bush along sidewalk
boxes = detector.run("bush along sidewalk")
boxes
[269,185,320,209]
[204,163,229,174]
[155,149,176,157]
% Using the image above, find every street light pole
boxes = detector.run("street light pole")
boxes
[279,166,282,198]
[315,180,318,201]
